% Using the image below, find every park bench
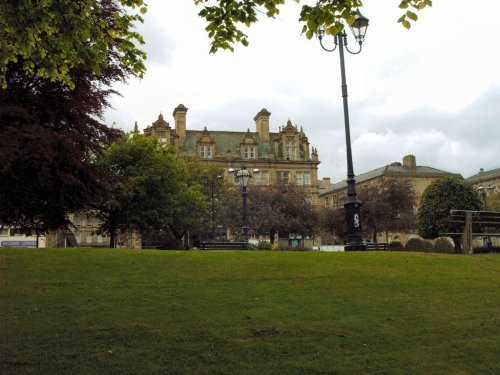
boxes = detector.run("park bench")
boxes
[200,241,248,250]
[365,242,388,251]
[442,210,500,254]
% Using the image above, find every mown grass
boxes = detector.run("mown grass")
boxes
[1,248,499,374]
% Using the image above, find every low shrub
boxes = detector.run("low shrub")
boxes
[247,243,258,250]
[405,238,434,252]
[433,238,455,254]
[387,241,404,251]
[256,240,273,250]
[247,241,273,250]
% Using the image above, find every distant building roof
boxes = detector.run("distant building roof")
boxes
[466,167,500,183]
[320,158,461,196]
[182,130,278,159]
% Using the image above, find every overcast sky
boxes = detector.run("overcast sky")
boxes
[105,0,500,182]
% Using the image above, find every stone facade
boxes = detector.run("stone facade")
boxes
[319,155,462,244]
[48,213,141,249]
[466,167,500,198]
[143,105,321,204]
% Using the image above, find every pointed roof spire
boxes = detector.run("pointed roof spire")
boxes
[133,121,139,134]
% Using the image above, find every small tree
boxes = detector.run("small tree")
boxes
[358,178,416,243]
[223,184,318,243]
[318,206,346,244]
[417,177,482,251]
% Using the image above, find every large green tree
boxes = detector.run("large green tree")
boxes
[417,176,482,250]
[0,0,147,233]
[194,0,432,53]
[96,134,208,248]
[0,0,146,88]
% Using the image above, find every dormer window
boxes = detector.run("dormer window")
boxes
[199,145,213,159]
[243,146,256,159]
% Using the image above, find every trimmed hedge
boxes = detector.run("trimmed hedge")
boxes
[387,241,404,251]
[433,238,455,254]
[405,238,434,252]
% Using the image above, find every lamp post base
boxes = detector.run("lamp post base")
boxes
[344,196,366,251]
[344,241,366,251]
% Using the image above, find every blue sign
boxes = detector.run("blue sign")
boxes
[1,241,37,247]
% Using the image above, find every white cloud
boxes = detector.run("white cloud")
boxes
[105,0,500,183]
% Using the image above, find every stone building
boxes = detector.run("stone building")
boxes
[466,167,500,198]
[143,105,321,204]
[319,155,461,244]
[47,212,141,249]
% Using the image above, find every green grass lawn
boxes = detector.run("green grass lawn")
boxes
[1,248,499,374]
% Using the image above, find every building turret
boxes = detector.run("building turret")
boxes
[254,108,270,142]
[173,104,188,140]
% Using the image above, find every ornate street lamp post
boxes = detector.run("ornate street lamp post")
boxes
[202,174,223,240]
[318,10,369,250]
[235,164,252,240]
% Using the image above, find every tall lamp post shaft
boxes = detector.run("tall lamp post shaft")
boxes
[318,10,369,251]
[242,186,249,239]
[235,164,252,242]
[338,33,366,250]
[210,183,215,239]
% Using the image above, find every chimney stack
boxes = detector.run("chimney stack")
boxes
[173,104,188,140]
[403,154,416,168]
[254,108,271,142]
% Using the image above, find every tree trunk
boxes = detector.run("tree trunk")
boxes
[269,229,276,244]
[109,222,117,249]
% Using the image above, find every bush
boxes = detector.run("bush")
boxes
[387,241,404,251]
[405,238,433,252]
[247,241,273,250]
[433,238,455,254]
[256,240,273,250]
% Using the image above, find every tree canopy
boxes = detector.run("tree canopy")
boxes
[1,0,147,234]
[194,0,433,53]
[246,184,318,242]
[0,0,147,88]
[358,178,416,242]
[417,176,482,249]
[0,60,123,234]
[96,134,208,248]
[319,178,415,244]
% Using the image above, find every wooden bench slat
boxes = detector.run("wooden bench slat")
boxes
[365,243,388,250]
[200,241,248,250]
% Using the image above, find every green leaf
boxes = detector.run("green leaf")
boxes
[406,11,418,21]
